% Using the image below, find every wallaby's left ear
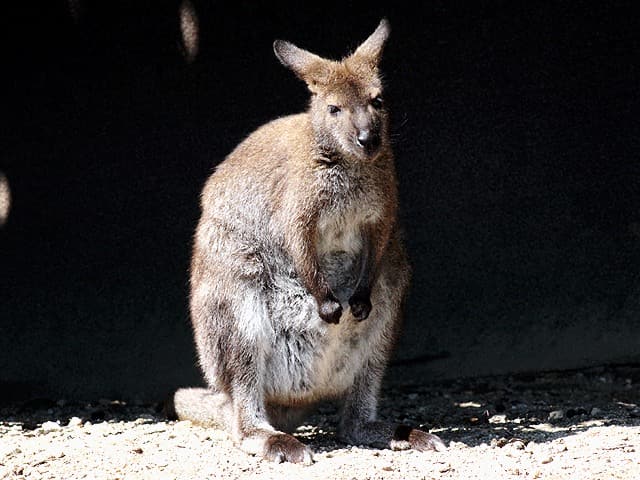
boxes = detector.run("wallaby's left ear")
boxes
[350,18,390,67]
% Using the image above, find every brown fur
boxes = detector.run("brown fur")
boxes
[172,19,445,464]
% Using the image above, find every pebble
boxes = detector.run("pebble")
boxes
[508,440,526,450]
[67,417,84,428]
[489,414,507,424]
[40,421,62,433]
[548,410,564,421]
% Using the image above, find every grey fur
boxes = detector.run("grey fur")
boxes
[172,19,446,464]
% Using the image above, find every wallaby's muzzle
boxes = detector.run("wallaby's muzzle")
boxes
[356,128,380,153]
[356,128,381,156]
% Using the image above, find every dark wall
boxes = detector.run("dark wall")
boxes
[2,0,639,401]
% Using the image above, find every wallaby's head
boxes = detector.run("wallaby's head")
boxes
[274,19,390,161]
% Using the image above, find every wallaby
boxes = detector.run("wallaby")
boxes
[169,19,445,464]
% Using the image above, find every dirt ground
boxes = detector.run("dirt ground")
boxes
[1,364,639,479]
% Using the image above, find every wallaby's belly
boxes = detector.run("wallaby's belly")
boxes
[260,246,393,405]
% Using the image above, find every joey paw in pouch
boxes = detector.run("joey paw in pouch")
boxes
[318,296,343,324]
[348,294,372,320]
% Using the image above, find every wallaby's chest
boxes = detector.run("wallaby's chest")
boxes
[314,165,382,255]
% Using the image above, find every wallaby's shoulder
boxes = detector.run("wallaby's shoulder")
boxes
[225,113,313,167]
[200,112,315,209]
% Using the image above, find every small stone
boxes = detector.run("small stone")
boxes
[540,456,554,464]
[508,440,526,450]
[40,421,62,433]
[548,410,564,421]
[489,414,507,424]
[135,414,155,424]
[67,417,83,428]
[590,407,603,417]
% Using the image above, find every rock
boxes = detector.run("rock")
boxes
[508,440,526,450]
[590,407,603,417]
[40,421,62,433]
[489,414,507,424]
[548,410,564,421]
[67,417,83,428]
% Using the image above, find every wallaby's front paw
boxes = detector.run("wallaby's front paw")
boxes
[392,425,447,452]
[264,433,314,465]
[318,297,342,324]
[348,295,372,320]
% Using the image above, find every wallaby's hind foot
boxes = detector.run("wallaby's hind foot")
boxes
[259,432,314,465]
[391,425,447,452]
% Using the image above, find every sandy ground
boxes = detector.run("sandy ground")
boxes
[1,364,639,479]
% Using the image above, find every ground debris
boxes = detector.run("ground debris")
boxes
[0,364,638,479]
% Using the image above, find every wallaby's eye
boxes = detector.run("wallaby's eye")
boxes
[371,96,384,109]
[327,105,341,115]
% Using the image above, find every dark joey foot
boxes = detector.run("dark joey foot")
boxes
[392,425,447,452]
[348,294,372,321]
[318,297,342,324]
[264,433,314,465]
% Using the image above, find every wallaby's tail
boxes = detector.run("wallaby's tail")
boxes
[164,387,233,430]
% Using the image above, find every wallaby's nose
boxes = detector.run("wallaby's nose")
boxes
[356,129,379,150]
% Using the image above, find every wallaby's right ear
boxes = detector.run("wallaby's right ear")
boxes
[273,40,326,92]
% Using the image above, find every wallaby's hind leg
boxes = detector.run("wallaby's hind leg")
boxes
[227,370,313,464]
[168,389,313,464]
[189,284,313,464]
[339,250,446,453]
[338,360,446,452]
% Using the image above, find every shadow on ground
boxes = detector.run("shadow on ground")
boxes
[3,364,637,453]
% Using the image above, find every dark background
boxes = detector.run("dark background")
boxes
[2,0,639,402]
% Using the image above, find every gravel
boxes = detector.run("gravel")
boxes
[1,364,639,479]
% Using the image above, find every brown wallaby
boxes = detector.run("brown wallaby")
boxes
[169,19,445,464]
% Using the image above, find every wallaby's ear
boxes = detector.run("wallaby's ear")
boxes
[350,18,390,68]
[273,40,326,91]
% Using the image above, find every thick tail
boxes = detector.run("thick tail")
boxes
[164,387,233,430]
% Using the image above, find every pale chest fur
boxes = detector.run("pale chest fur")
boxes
[314,162,385,256]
